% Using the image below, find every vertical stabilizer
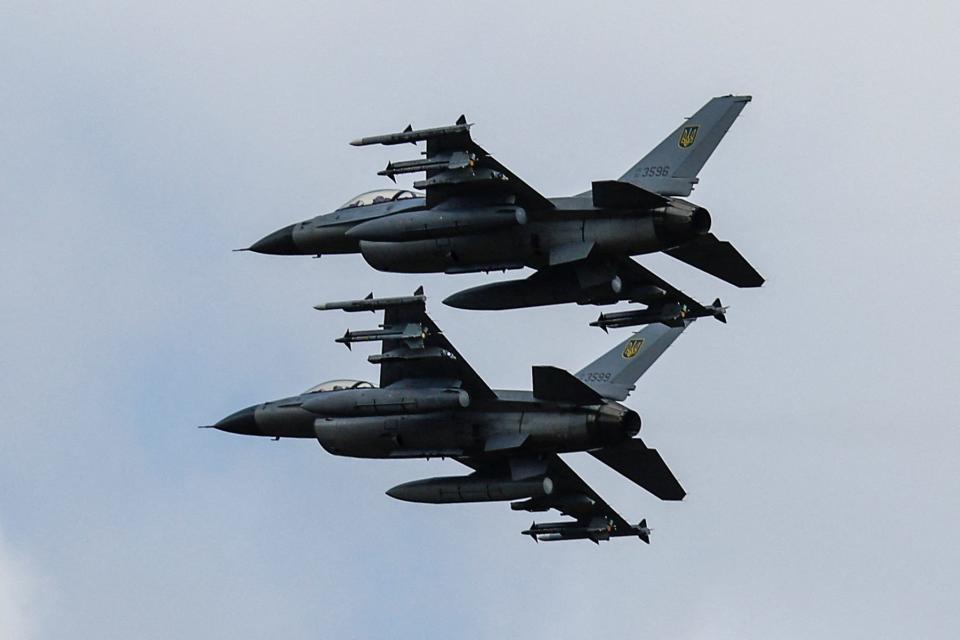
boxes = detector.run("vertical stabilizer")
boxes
[574,322,689,400]
[620,95,751,196]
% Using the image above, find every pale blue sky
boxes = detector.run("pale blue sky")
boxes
[1,2,958,638]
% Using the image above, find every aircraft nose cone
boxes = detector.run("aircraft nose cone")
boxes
[214,405,260,435]
[249,224,299,255]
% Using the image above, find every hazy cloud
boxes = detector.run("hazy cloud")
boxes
[0,525,39,640]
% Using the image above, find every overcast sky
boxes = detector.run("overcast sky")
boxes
[2,2,958,638]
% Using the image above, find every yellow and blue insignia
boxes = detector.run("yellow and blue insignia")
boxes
[622,338,645,359]
[678,125,699,149]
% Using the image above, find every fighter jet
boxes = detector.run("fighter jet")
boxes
[244,95,762,327]
[207,289,691,543]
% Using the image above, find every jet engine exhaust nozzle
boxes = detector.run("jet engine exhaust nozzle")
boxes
[654,203,712,244]
[622,409,642,437]
[691,207,712,235]
[593,404,641,443]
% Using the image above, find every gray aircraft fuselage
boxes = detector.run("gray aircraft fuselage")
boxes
[244,96,762,318]
[215,386,641,460]
[249,194,710,275]
[208,291,689,538]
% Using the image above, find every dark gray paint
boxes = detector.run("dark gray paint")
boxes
[210,293,691,542]
[246,96,763,322]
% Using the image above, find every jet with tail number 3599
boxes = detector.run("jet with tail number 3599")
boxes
[205,290,692,544]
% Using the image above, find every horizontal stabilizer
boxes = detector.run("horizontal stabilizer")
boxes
[590,439,685,500]
[665,233,764,287]
[592,180,669,209]
[532,366,604,405]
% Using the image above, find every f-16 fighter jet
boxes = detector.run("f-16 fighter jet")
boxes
[206,289,691,543]
[244,95,762,327]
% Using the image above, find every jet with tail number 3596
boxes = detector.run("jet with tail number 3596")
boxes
[243,95,763,328]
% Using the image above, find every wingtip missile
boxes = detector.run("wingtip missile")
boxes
[349,120,471,147]
[315,288,426,313]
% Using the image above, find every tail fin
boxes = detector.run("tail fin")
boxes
[620,95,751,197]
[575,322,689,400]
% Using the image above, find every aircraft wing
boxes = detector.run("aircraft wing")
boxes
[350,116,554,212]
[615,256,708,313]
[455,453,650,543]
[315,289,496,401]
[537,454,633,530]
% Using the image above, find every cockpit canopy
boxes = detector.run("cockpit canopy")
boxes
[303,379,376,394]
[337,189,421,210]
